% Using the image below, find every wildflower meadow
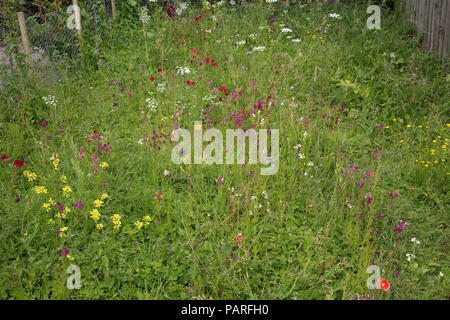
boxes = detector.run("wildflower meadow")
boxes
[0,0,448,301]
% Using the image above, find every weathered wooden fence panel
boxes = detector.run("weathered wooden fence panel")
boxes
[400,0,450,62]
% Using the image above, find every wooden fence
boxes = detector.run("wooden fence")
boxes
[400,0,450,62]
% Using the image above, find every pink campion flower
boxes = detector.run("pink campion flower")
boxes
[344,169,350,175]
[41,120,48,128]
[155,192,163,200]
[389,191,399,198]
[216,177,224,184]
[393,220,408,232]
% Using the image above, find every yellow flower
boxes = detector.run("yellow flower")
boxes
[93,199,104,208]
[55,212,66,219]
[135,220,144,230]
[112,214,122,230]
[399,140,404,143]
[23,170,37,181]
[53,158,60,171]
[66,254,74,261]
[90,209,100,221]
[143,215,153,226]
[96,223,104,230]
[24,233,28,237]
[62,185,72,197]
[312,35,316,39]
[60,227,68,232]
[101,193,109,200]
[42,203,51,212]
[48,219,55,224]
[385,126,390,129]
[60,175,67,184]
[407,124,412,128]
[34,186,48,194]
[100,162,109,168]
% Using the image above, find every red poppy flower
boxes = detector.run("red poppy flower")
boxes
[14,160,24,167]
[158,68,162,73]
[378,279,390,292]
[236,235,243,242]
[1,154,8,162]
[150,77,155,82]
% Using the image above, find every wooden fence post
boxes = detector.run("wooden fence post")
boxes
[111,0,117,19]
[73,0,82,39]
[17,12,32,67]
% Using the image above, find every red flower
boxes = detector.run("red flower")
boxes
[167,5,175,18]
[1,154,8,162]
[236,235,243,242]
[14,160,24,167]
[150,77,155,82]
[378,279,390,292]
[158,68,162,73]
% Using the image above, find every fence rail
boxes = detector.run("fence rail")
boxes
[400,0,450,62]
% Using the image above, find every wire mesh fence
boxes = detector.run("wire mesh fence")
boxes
[0,0,114,83]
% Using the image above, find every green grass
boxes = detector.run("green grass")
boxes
[0,1,448,300]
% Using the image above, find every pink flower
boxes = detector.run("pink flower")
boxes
[164,170,170,176]
[216,177,224,184]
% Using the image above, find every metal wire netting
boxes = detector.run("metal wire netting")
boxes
[23,0,113,63]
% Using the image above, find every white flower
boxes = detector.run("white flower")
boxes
[281,28,293,33]
[253,46,267,51]
[298,153,305,159]
[286,35,293,39]
[307,161,314,167]
[230,0,236,5]
[146,98,158,112]
[176,66,190,75]
[303,131,308,138]
[156,83,166,93]
[440,271,444,277]
[292,38,302,43]
[139,7,150,25]
[406,253,416,261]
[43,95,58,107]
[410,237,421,245]
[266,0,277,3]
[236,40,246,46]
[329,13,341,19]
[294,144,301,149]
